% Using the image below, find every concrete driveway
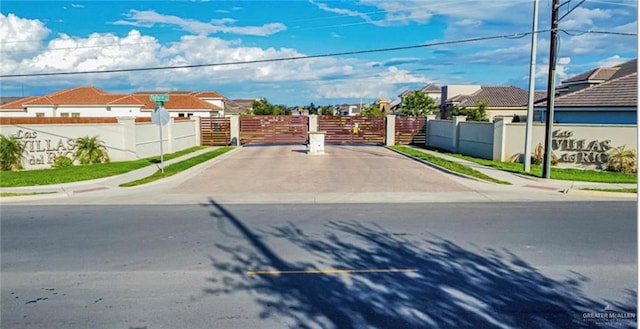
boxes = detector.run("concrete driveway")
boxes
[170,145,472,203]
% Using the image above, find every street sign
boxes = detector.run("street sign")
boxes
[150,94,169,102]
[151,107,171,126]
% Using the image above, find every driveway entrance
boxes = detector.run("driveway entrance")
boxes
[171,145,471,203]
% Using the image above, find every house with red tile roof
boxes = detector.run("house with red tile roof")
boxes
[0,86,227,118]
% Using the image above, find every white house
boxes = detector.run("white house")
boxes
[0,86,226,118]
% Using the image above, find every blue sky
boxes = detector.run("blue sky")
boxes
[0,0,637,106]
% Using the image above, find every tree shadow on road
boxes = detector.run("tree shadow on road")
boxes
[202,199,636,329]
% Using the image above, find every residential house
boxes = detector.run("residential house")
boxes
[555,59,637,96]
[224,98,259,115]
[441,85,543,121]
[0,86,226,118]
[535,72,637,124]
[134,91,224,118]
[334,104,363,116]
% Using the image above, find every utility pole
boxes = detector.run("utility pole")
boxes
[542,0,559,179]
[523,0,539,172]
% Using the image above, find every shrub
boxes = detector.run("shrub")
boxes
[0,134,24,171]
[606,145,637,174]
[53,155,74,168]
[531,142,558,166]
[75,136,110,164]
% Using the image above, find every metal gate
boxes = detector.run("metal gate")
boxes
[201,117,231,146]
[395,116,427,145]
[319,116,386,144]
[240,115,308,144]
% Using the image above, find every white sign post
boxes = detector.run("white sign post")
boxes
[150,94,170,173]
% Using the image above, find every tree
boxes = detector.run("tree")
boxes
[251,98,273,115]
[250,98,292,115]
[74,136,110,165]
[398,90,438,116]
[448,100,489,122]
[359,104,383,116]
[466,100,490,122]
[320,106,334,115]
[0,134,24,171]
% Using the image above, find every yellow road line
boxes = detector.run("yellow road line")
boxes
[246,268,418,275]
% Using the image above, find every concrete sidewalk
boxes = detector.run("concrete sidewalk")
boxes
[400,145,637,197]
[0,146,232,200]
[1,144,636,203]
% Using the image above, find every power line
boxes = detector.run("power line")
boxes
[1,28,634,79]
[0,31,546,78]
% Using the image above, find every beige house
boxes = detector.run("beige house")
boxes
[440,85,545,121]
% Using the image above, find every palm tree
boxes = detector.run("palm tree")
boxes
[606,145,636,173]
[74,136,110,164]
[0,134,24,171]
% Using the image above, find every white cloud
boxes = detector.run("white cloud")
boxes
[455,19,482,27]
[331,32,340,38]
[559,7,613,30]
[71,3,85,8]
[0,13,51,57]
[113,10,286,36]
[597,55,631,67]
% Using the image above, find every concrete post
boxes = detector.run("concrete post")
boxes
[452,116,466,152]
[230,115,240,146]
[385,115,396,146]
[167,118,174,153]
[194,116,202,146]
[308,115,318,133]
[492,117,506,161]
[117,116,137,160]
[425,115,436,147]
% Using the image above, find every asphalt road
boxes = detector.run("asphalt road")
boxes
[1,201,636,329]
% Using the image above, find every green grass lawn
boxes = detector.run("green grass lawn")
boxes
[390,145,511,185]
[419,147,637,184]
[0,146,207,187]
[582,188,637,193]
[120,147,233,187]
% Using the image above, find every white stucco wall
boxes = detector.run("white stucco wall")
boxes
[0,117,199,170]
[502,123,638,169]
[458,121,494,159]
[427,119,453,151]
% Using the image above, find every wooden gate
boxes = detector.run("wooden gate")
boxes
[395,116,427,145]
[240,115,308,144]
[201,117,231,146]
[319,116,386,144]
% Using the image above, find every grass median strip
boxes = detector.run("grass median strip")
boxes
[390,145,511,185]
[418,146,637,184]
[0,146,207,187]
[119,147,233,187]
[582,188,637,193]
[0,192,56,198]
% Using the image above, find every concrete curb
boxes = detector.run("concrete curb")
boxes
[385,146,500,184]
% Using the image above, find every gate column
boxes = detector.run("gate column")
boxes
[230,115,240,146]
[386,115,395,146]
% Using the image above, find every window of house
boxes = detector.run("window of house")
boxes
[60,113,69,117]
[187,113,193,117]
[106,107,111,111]
[35,113,45,117]
[178,113,185,117]
[71,113,80,117]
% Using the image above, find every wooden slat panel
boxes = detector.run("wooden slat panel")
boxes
[240,115,308,144]
[201,117,231,146]
[318,116,386,144]
[395,116,426,145]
